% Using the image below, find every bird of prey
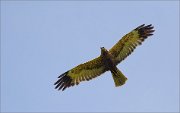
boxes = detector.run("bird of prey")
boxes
[54,24,155,91]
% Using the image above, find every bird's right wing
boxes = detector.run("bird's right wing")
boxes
[109,24,155,65]
[54,56,107,91]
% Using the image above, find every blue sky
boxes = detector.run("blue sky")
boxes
[1,1,179,112]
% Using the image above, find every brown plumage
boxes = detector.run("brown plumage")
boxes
[54,24,155,91]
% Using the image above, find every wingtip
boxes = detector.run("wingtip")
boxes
[135,24,154,30]
[135,24,145,30]
[137,24,155,38]
[54,71,73,91]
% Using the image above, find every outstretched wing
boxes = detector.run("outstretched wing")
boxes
[109,24,155,65]
[54,57,107,91]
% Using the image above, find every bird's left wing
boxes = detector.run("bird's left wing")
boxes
[54,56,107,91]
[109,24,155,65]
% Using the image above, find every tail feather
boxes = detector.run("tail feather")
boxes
[111,67,127,87]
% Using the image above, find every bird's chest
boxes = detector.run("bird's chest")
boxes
[102,56,116,70]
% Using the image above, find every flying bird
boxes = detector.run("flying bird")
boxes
[54,24,155,91]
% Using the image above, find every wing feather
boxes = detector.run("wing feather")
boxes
[109,24,155,64]
[54,56,107,91]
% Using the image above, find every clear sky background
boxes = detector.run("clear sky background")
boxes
[1,1,179,112]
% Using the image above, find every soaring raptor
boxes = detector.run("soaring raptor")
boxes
[54,24,155,91]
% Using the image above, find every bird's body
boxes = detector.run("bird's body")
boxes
[54,24,155,91]
[100,47,127,86]
[101,47,116,70]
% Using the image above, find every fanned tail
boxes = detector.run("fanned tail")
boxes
[111,67,127,87]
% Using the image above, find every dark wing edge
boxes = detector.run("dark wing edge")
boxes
[54,71,73,91]
[135,24,155,39]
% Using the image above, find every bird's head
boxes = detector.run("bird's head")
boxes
[100,47,108,56]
